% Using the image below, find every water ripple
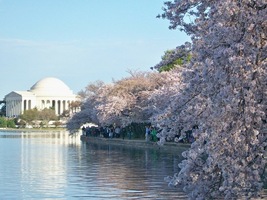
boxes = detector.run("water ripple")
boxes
[0,131,187,199]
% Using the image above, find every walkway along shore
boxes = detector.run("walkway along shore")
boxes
[80,135,190,153]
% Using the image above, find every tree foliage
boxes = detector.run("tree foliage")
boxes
[66,81,106,132]
[0,117,16,128]
[38,108,58,126]
[0,117,7,128]
[0,105,6,117]
[96,70,167,126]
[155,0,267,199]
[69,100,82,113]
[6,119,16,128]
[66,71,169,132]
[152,43,192,72]
[20,108,58,126]
[20,108,39,123]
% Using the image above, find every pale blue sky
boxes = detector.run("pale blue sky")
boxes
[0,0,190,99]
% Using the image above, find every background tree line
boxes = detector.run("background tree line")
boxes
[0,107,63,128]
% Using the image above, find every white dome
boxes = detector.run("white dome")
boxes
[29,77,74,96]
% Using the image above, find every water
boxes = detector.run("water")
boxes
[0,130,187,199]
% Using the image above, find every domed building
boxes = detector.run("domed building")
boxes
[5,77,79,117]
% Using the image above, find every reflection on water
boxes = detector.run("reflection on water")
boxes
[73,142,186,199]
[2,131,265,199]
[0,130,187,199]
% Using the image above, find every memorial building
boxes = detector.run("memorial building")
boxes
[5,77,79,117]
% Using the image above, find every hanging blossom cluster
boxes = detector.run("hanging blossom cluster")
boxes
[148,66,191,144]
[154,0,267,199]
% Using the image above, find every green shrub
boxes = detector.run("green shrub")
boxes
[7,119,16,128]
[0,117,7,128]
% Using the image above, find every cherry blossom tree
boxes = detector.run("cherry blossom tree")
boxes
[148,66,189,143]
[66,71,168,132]
[154,0,267,199]
[66,81,105,132]
[96,70,168,127]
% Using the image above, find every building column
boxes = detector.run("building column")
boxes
[62,100,66,113]
[28,100,31,110]
[60,100,64,115]
[55,100,58,115]
[21,100,24,114]
[11,101,15,117]
[6,100,11,117]
[14,100,18,116]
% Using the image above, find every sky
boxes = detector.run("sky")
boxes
[0,0,190,100]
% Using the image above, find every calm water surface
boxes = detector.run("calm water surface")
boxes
[0,130,187,199]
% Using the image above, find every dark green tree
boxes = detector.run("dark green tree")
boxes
[152,42,192,72]
[0,105,6,116]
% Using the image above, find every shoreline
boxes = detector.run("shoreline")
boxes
[0,128,67,132]
[80,135,190,153]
